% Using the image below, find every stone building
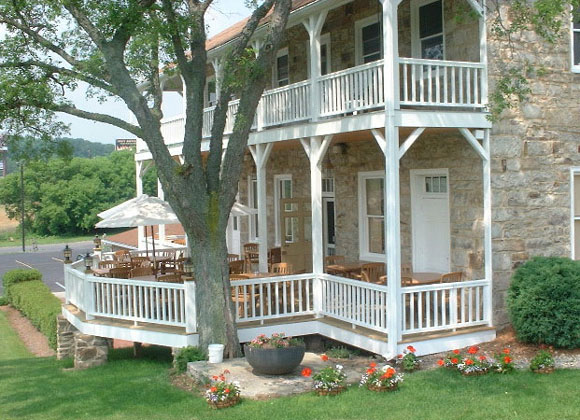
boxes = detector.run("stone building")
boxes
[63,0,580,359]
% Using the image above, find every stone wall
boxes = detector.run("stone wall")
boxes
[487,4,580,326]
[56,315,109,369]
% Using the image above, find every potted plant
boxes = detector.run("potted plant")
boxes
[244,333,305,375]
[360,362,404,392]
[530,350,555,374]
[494,348,515,374]
[205,370,241,409]
[311,363,347,396]
[397,345,420,372]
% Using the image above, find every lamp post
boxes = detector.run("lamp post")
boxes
[63,245,72,264]
[93,234,102,251]
[183,258,194,277]
[84,252,93,274]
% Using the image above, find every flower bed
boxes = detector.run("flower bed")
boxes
[205,370,241,409]
[360,362,404,392]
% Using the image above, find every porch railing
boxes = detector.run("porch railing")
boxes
[401,279,489,335]
[399,58,486,108]
[262,81,311,127]
[319,273,389,333]
[160,114,185,145]
[231,273,315,323]
[64,261,87,311]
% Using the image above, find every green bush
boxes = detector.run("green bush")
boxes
[0,296,8,306]
[174,346,206,373]
[9,281,62,349]
[507,256,580,348]
[2,268,42,301]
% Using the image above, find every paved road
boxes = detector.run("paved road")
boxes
[0,241,92,294]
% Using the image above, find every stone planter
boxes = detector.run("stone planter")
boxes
[207,396,240,409]
[532,366,555,374]
[315,386,346,396]
[367,383,399,392]
[244,344,305,375]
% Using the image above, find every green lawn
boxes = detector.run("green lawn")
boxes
[1,312,579,420]
[0,230,94,248]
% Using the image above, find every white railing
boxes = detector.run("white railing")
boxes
[160,115,185,145]
[319,274,389,333]
[319,60,385,118]
[202,106,215,138]
[64,261,87,311]
[232,274,315,323]
[262,81,311,127]
[401,279,489,334]
[88,277,187,328]
[399,58,486,108]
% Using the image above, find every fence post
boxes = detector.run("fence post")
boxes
[84,274,95,320]
[184,280,197,334]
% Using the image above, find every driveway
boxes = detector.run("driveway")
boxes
[0,241,92,294]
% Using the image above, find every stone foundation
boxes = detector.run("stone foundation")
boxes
[56,314,78,360]
[56,315,109,368]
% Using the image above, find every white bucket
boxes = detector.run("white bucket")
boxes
[208,344,225,364]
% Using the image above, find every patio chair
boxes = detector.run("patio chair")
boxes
[98,261,118,269]
[227,253,240,262]
[231,282,259,319]
[270,262,293,275]
[401,276,413,286]
[440,271,462,283]
[359,263,386,284]
[109,267,132,279]
[324,255,346,275]
[113,249,131,262]
[268,247,282,269]
[157,273,183,283]
[229,259,245,274]
[243,243,259,272]
[130,266,153,278]
[130,256,151,268]
[401,263,413,276]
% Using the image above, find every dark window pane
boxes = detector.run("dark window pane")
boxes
[321,44,328,75]
[574,9,580,28]
[362,22,381,62]
[419,1,443,38]
[277,54,289,86]
[326,201,335,245]
[421,35,444,59]
[575,32,580,65]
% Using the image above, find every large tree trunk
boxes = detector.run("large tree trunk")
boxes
[189,231,240,357]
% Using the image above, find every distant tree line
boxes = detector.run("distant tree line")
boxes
[0,150,157,236]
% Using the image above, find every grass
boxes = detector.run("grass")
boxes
[0,229,94,248]
[1,313,579,420]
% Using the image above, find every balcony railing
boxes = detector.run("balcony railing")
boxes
[159,58,487,145]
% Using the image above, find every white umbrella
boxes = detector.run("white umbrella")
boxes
[231,202,258,217]
[97,196,142,219]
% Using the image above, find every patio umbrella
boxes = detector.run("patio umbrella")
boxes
[231,202,258,217]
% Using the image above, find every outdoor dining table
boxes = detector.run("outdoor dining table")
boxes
[91,268,111,277]
[407,272,442,285]
[326,261,368,277]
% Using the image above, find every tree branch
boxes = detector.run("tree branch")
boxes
[50,104,143,137]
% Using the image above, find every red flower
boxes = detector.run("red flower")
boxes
[210,387,217,392]
[223,369,230,374]
[503,348,511,355]
[437,359,445,366]
[369,362,377,368]
[225,388,230,394]
[212,375,218,380]
[219,375,225,381]
[467,346,479,355]
[321,354,329,362]
[465,359,474,365]
[453,349,460,355]
[386,368,396,378]
[451,358,459,364]
[504,356,512,364]
[301,367,312,377]
[479,355,487,361]
[367,368,376,375]
[397,354,403,359]
[407,345,416,353]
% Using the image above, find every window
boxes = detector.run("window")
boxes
[358,171,385,260]
[306,33,331,77]
[274,48,289,87]
[412,0,445,60]
[205,77,217,107]
[570,169,580,259]
[424,175,448,193]
[248,177,258,240]
[355,15,382,65]
[572,8,580,72]
[274,175,293,245]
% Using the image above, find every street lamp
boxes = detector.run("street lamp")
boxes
[63,245,72,264]
[93,234,102,250]
[84,252,93,274]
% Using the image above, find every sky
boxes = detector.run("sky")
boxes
[59,1,253,144]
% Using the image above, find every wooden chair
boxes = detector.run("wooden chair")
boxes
[324,255,346,275]
[401,276,413,286]
[268,247,281,269]
[440,271,463,283]
[130,256,151,268]
[243,243,259,272]
[113,249,131,262]
[270,262,293,275]
[130,266,153,278]
[401,263,412,276]
[229,259,245,275]
[230,274,250,280]
[157,273,183,283]
[359,263,386,284]
[109,267,131,279]
[227,253,240,263]
[98,261,118,269]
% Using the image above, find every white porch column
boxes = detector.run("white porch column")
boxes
[303,11,328,122]
[479,0,488,106]
[249,143,273,272]
[482,128,493,325]
[157,178,166,246]
[251,39,265,131]
[381,0,401,358]
[211,58,223,101]
[136,160,145,249]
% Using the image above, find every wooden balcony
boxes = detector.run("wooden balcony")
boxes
[160,58,487,146]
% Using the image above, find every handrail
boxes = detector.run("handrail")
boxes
[399,57,485,68]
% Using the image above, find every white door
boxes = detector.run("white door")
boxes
[226,216,241,257]
[410,169,450,273]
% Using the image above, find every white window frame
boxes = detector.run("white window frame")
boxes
[273,47,289,87]
[274,174,293,246]
[247,176,258,241]
[572,7,580,73]
[570,168,580,259]
[358,171,385,262]
[411,0,446,60]
[355,14,382,65]
[306,33,332,77]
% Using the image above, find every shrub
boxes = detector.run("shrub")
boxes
[174,346,206,373]
[2,269,42,301]
[507,256,580,348]
[9,280,62,349]
[325,346,351,359]
[0,296,8,306]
